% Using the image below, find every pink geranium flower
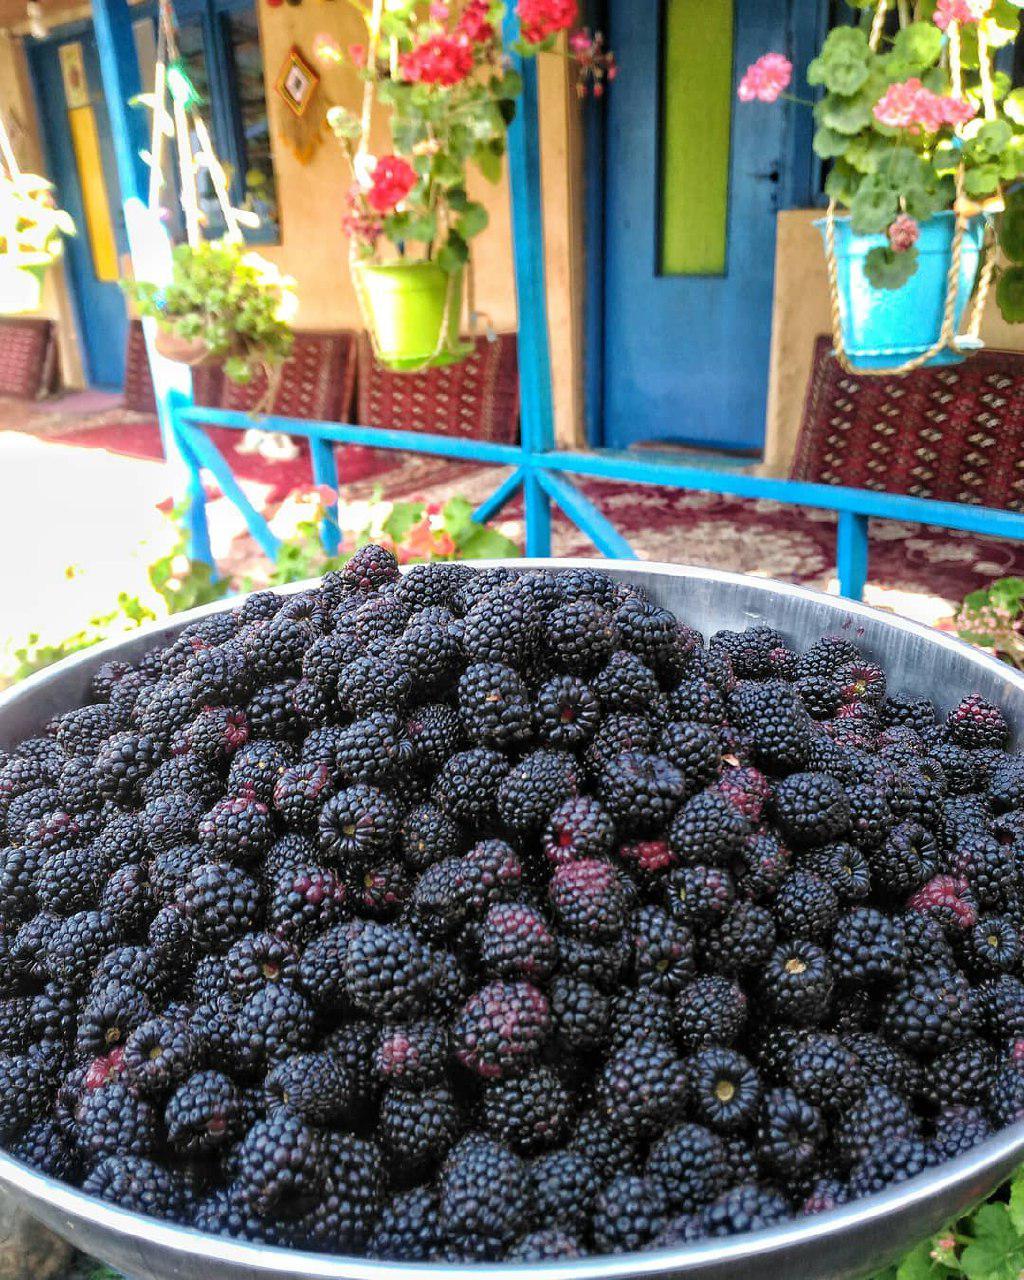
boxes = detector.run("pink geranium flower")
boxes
[934,0,990,29]
[737,52,793,103]
[888,214,920,254]
[874,78,976,133]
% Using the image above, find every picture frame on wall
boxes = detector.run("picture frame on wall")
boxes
[275,46,320,118]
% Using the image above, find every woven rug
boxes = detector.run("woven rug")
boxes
[0,317,56,399]
[791,336,1024,510]
[356,333,519,443]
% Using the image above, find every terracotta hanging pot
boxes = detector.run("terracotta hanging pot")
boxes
[153,326,221,368]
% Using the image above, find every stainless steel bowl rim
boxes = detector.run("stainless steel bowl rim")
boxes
[2,559,1023,1278]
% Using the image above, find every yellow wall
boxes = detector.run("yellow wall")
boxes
[763,209,1024,478]
[0,31,85,386]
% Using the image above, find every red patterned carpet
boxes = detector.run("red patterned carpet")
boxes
[2,393,1023,627]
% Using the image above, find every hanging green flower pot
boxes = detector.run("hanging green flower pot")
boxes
[352,260,471,373]
[0,255,49,316]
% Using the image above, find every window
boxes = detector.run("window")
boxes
[159,0,280,242]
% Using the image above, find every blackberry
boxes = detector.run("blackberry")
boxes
[657,721,720,792]
[76,985,151,1058]
[197,796,274,865]
[667,679,725,726]
[246,679,305,743]
[796,675,842,720]
[457,664,532,749]
[453,980,550,1079]
[716,766,772,824]
[460,591,540,670]
[404,704,463,773]
[771,772,850,847]
[439,1134,531,1244]
[549,975,610,1052]
[368,1187,445,1261]
[919,1040,995,1108]
[869,822,939,899]
[139,792,203,854]
[380,1083,461,1170]
[235,1111,325,1217]
[842,1033,917,1095]
[374,1020,449,1088]
[149,844,207,908]
[584,713,657,779]
[264,1050,355,1125]
[646,1123,728,1214]
[237,982,315,1065]
[225,932,301,1001]
[269,764,333,836]
[4,786,59,843]
[591,652,662,718]
[976,974,1024,1041]
[700,1183,791,1238]
[45,909,121,989]
[964,916,1021,977]
[849,1138,933,1197]
[83,1155,191,1222]
[542,796,616,866]
[615,597,679,667]
[704,902,777,975]
[497,749,580,835]
[479,1066,570,1153]
[883,968,972,1058]
[598,752,684,836]
[530,1150,600,1235]
[543,599,619,674]
[946,695,1009,750]
[591,1174,667,1254]
[171,705,250,764]
[478,902,556,981]
[55,705,115,758]
[799,841,872,903]
[949,835,1016,911]
[736,832,792,902]
[674,976,747,1052]
[165,1069,243,1154]
[687,1047,760,1134]
[597,1038,688,1138]
[629,905,696,995]
[122,1014,198,1097]
[74,1082,157,1159]
[180,862,261,953]
[664,864,735,931]
[761,941,834,1027]
[831,907,905,989]
[773,871,840,943]
[10,1119,79,1182]
[343,543,400,592]
[784,1032,864,1113]
[668,792,749,867]
[34,846,104,917]
[56,756,104,815]
[757,1088,825,1181]
[533,674,603,749]
[334,714,403,785]
[988,1063,1024,1127]
[343,922,435,1020]
[432,749,509,825]
[730,681,812,773]
[319,785,399,867]
[931,1106,992,1162]
[400,803,463,872]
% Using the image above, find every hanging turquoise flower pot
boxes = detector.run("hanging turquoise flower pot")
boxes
[816,211,987,372]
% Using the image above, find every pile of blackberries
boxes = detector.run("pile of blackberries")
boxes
[0,547,1022,1262]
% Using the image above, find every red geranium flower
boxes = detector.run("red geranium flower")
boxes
[400,32,475,86]
[366,156,417,213]
[517,0,578,44]
[458,0,495,43]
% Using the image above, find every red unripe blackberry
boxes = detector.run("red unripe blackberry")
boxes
[343,543,400,592]
[548,858,629,941]
[374,1019,449,1088]
[478,902,556,981]
[453,980,551,1079]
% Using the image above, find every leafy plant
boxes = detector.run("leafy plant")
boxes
[955,575,1024,668]
[327,0,613,268]
[740,0,1024,307]
[0,171,74,263]
[123,239,295,385]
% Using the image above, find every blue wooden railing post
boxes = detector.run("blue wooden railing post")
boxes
[836,511,870,602]
[505,8,555,558]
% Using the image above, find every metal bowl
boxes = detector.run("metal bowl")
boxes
[2,560,1023,1280]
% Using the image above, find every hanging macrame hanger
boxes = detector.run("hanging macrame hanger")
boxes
[824,0,993,377]
[0,112,20,184]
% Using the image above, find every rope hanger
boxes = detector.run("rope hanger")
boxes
[824,0,997,377]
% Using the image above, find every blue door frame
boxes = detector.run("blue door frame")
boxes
[586,0,829,454]
[27,23,131,389]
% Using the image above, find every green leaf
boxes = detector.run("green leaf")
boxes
[493,69,523,100]
[474,144,504,183]
[812,25,872,95]
[383,500,425,545]
[456,202,489,240]
[813,126,852,160]
[456,523,522,560]
[850,174,899,235]
[1005,87,1024,127]
[961,1203,1024,1280]
[864,244,920,290]
[817,89,876,136]
[896,1239,955,1280]
[437,233,469,273]
[998,264,1024,322]
[440,495,476,543]
[824,160,862,206]
[891,21,943,72]
[964,165,1002,198]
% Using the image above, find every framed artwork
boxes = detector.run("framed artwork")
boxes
[275,46,320,118]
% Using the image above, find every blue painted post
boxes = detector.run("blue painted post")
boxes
[504,8,556,558]
[310,437,341,556]
[837,511,870,602]
[90,0,149,204]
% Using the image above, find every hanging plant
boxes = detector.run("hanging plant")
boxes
[327,0,614,372]
[0,122,75,316]
[739,0,1024,374]
[125,238,296,385]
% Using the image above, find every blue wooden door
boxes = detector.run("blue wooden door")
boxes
[29,31,130,388]
[602,0,801,453]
